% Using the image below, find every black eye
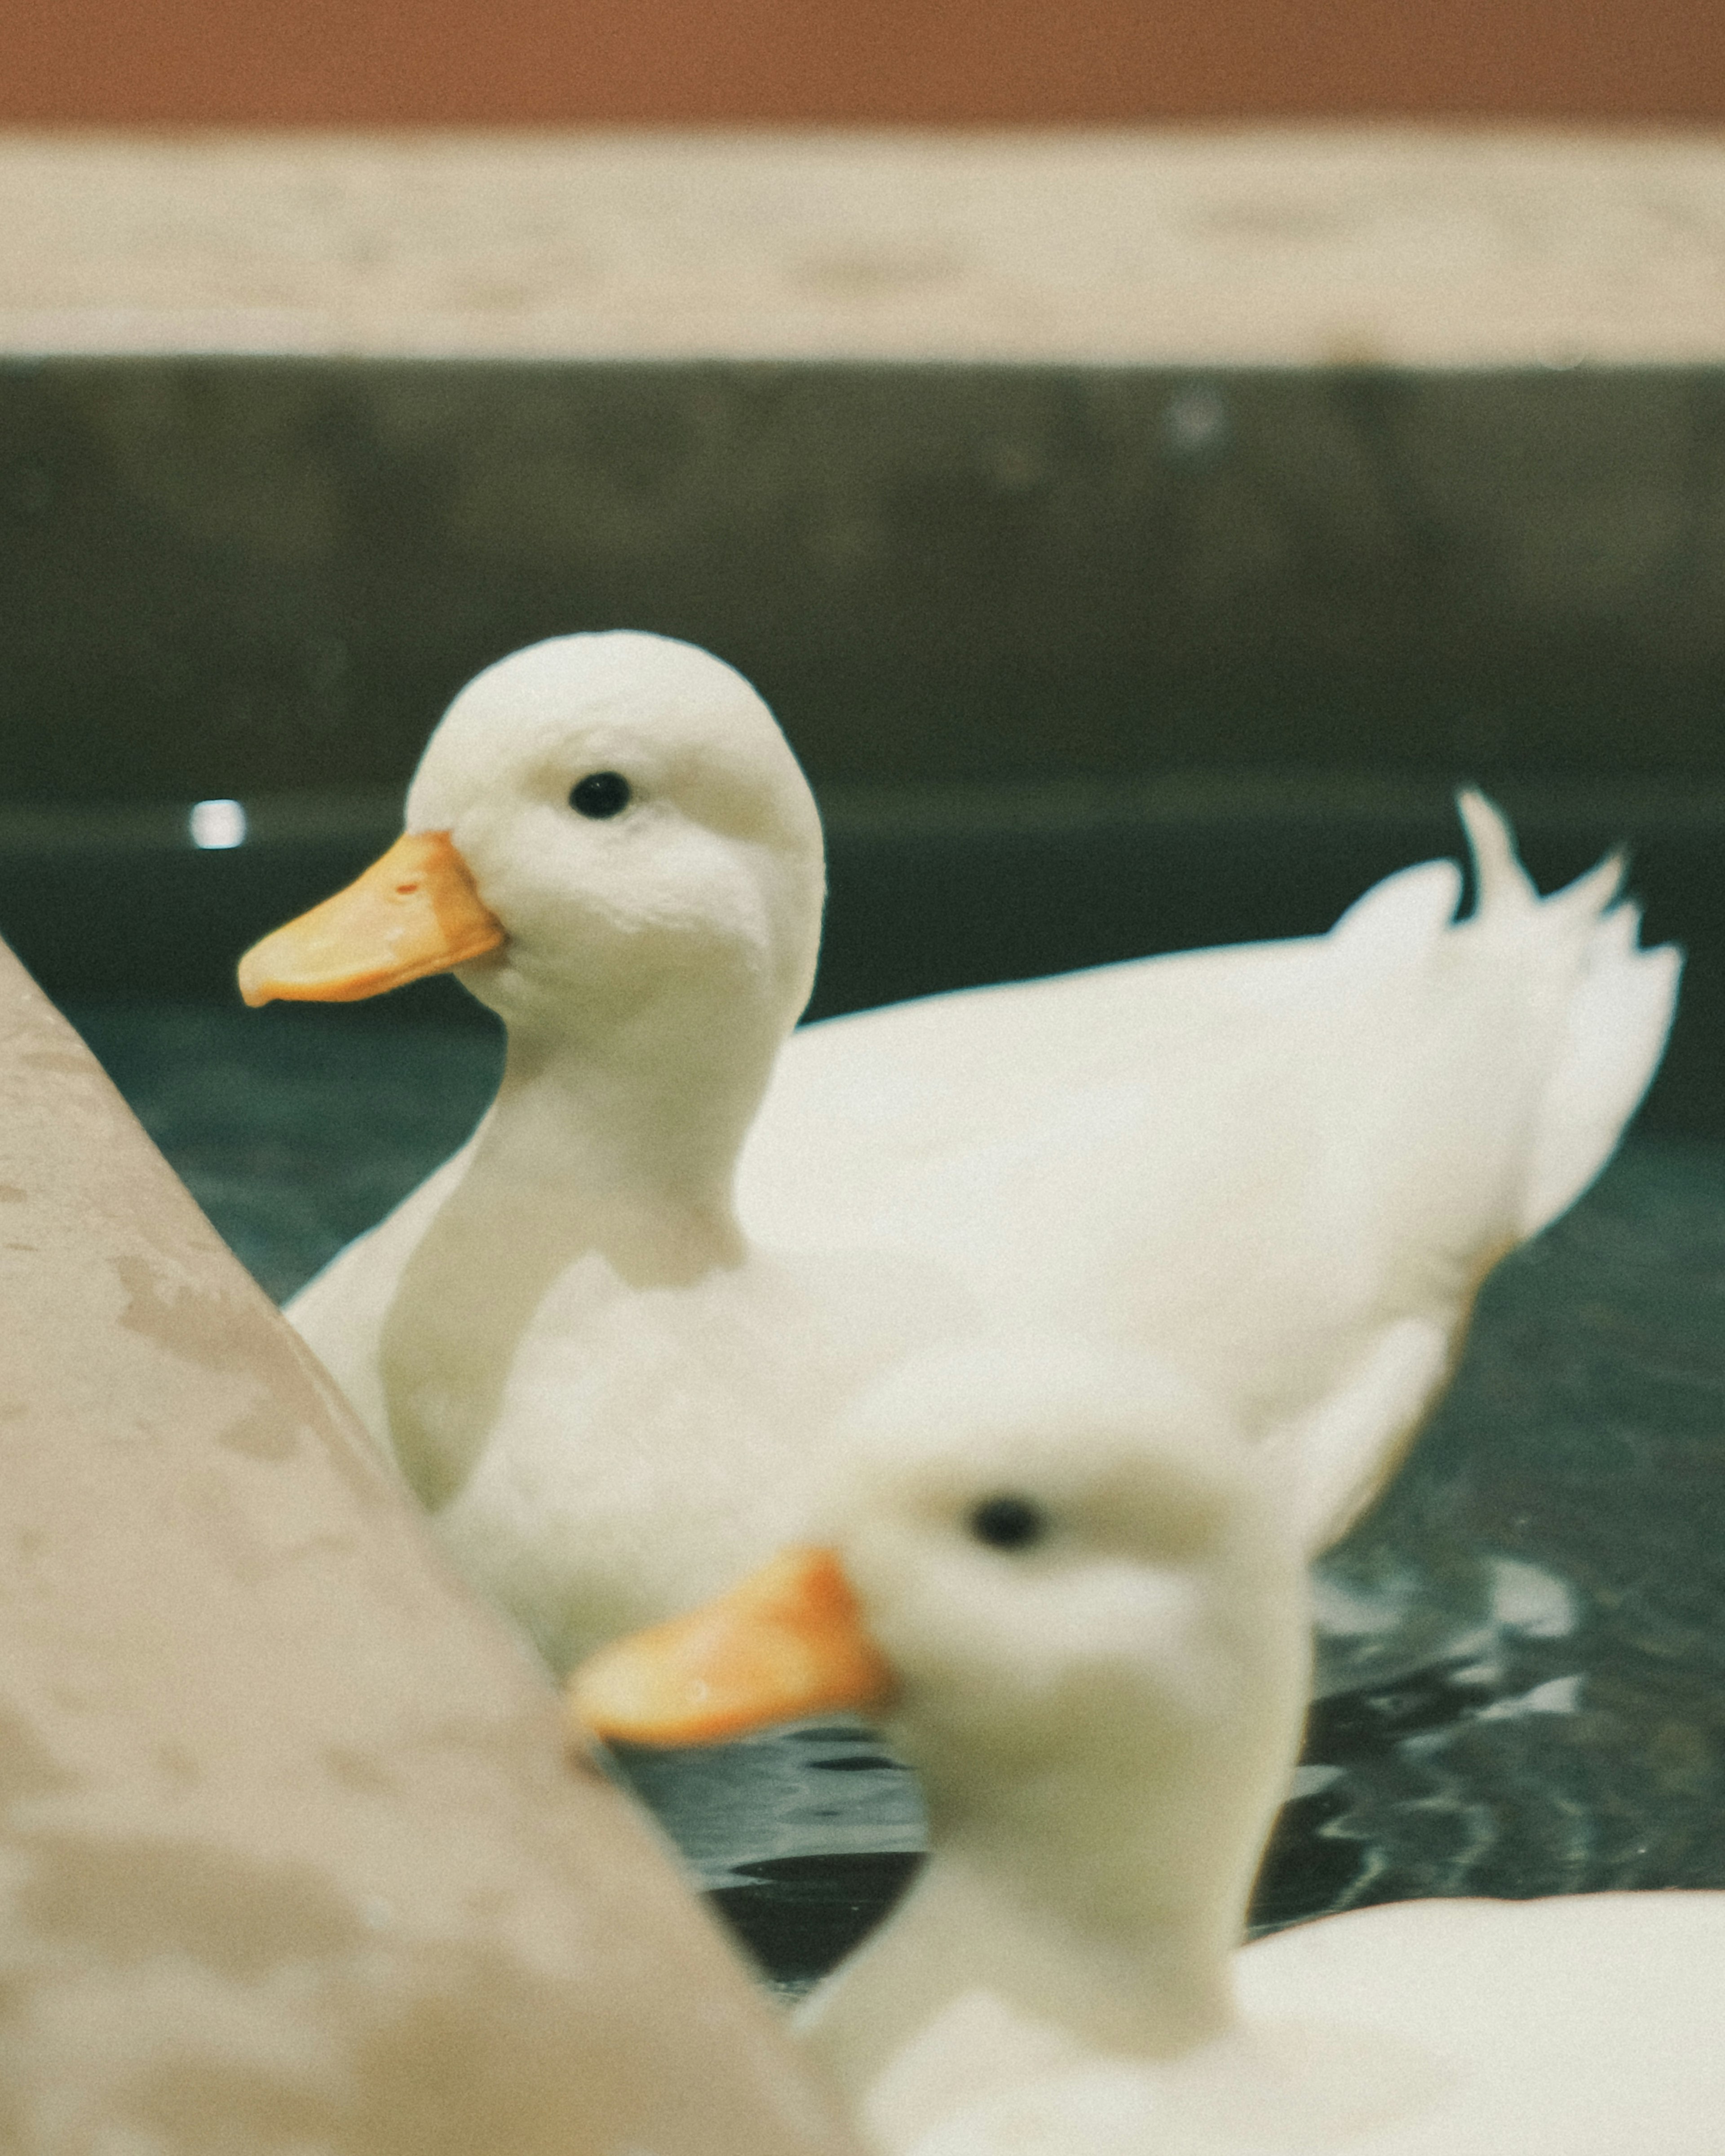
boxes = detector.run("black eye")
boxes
[967,1494,1048,1551]
[570,771,632,819]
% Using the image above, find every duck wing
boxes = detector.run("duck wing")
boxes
[739,923,1349,1252]
[743,799,1677,1553]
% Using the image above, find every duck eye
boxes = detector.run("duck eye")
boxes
[967,1494,1048,1551]
[570,771,632,819]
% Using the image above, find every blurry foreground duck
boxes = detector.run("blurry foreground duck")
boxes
[573,1340,1725,2156]
[239,632,1678,1668]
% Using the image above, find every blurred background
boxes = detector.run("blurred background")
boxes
[1,0,1721,126]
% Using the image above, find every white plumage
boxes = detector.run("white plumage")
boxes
[573,1339,1725,2156]
[262,632,1676,1665]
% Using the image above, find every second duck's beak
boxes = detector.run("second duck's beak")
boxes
[569,1547,897,1748]
[237,831,506,1007]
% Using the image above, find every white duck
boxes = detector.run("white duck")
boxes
[571,1338,1725,2156]
[238,631,1678,1667]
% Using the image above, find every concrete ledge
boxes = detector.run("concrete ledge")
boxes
[2,127,1723,364]
[0,930,861,2156]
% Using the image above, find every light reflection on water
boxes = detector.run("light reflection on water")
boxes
[606,1718,926,1892]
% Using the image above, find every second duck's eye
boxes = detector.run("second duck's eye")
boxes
[570,771,632,819]
[967,1494,1048,1551]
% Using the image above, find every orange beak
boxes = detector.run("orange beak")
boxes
[237,830,506,1007]
[568,1547,896,1749]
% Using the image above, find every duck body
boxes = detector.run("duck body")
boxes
[296,1160,959,1654]
[573,1340,1725,2156]
[862,1890,1725,2156]
[249,632,1677,1666]
[417,1228,968,1661]
[741,813,1676,1546]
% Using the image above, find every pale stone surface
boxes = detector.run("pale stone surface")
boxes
[0,126,1722,364]
[0,932,860,2155]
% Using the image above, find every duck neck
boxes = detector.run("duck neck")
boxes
[486,980,775,1264]
[379,971,784,1510]
[805,1780,1244,2104]
[933,1763,1252,2015]
[803,1664,1307,2128]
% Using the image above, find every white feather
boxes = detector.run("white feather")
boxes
[273,635,1679,1647]
[640,1340,1725,2156]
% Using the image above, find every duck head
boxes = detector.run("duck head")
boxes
[239,632,826,1064]
[575,1338,1311,1957]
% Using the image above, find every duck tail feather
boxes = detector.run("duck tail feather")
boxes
[1329,858,1463,964]
[1456,786,1676,1236]
[1517,923,1681,1239]
[1456,789,1538,915]
[1541,846,1630,935]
